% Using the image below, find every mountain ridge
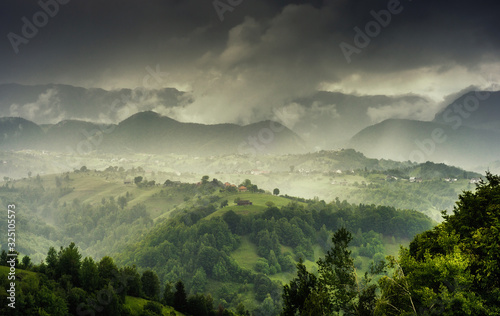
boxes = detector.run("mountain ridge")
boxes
[433,90,500,132]
[0,111,308,156]
[348,118,500,170]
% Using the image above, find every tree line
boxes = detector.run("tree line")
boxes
[0,242,247,315]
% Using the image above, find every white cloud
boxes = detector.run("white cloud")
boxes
[366,99,432,124]
[273,102,306,129]
[9,88,65,123]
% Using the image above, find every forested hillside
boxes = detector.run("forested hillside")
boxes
[115,188,433,313]
[0,244,205,315]
[0,167,438,315]
[281,173,500,315]
[1,170,498,315]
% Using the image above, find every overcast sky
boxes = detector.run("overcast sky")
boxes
[1,0,499,125]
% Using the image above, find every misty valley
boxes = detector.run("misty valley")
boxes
[1,130,499,315]
[1,1,500,312]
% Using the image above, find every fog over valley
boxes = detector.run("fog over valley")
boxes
[1,1,500,315]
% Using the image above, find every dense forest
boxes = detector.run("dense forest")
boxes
[281,172,500,315]
[0,243,235,315]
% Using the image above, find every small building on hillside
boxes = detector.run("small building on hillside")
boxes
[237,200,253,206]
[238,186,248,192]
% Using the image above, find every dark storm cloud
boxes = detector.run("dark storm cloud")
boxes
[0,0,321,85]
[0,0,499,126]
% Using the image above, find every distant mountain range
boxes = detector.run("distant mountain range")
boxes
[1,83,499,170]
[349,91,500,170]
[283,91,431,149]
[0,111,306,155]
[0,83,432,148]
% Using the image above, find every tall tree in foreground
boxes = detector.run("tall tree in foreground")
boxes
[281,259,318,315]
[58,242,82,287]
[141,270,161,301]
[80,257,100,293]
[281,227,381,315]
[174,280,188,313]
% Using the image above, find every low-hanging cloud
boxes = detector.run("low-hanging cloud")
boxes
[366,99,433,124]
[8,88,65,123]
[0,85,192,124]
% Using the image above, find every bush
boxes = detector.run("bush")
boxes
[143,301,163,315]
[372,252,385,264]
[255,258,270,275]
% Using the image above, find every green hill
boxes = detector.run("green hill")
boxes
[206,192,306,219]
[113,180,434,313]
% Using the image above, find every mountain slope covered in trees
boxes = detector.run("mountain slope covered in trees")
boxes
[281,173,500,315]
[0,169,437,314]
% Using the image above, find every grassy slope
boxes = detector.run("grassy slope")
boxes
[0,172,190,262]
[232,236,260,271]
[58,173,170,216]
[206,192,307,219]
[125,296,184,316]
[13,171,185,221]
[0,265,37,280]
